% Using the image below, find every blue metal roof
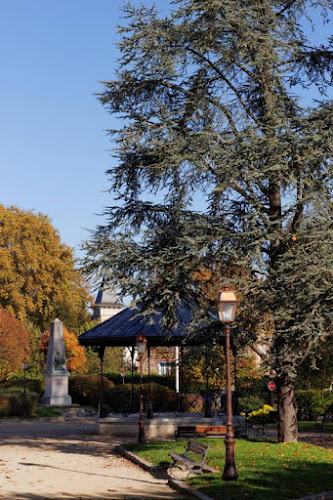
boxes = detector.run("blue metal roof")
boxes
[79,302,220,347]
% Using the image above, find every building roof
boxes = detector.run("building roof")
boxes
[94,281,123,308]
[79,302,221,347]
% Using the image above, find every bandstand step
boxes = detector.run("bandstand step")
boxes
[176,424,227,438]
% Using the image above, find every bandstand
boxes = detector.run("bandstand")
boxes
[79,302,239,440]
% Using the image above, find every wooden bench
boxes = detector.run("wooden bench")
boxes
[175,426,196,438]
[169,439,211,475]
[195,425,226,436]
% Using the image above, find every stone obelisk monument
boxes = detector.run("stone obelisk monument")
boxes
[41,319,72,405]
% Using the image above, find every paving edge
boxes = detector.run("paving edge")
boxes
[117,445,161,471]
[167,478,214,500]
[118,446,215,500]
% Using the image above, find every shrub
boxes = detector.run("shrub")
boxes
[0,392,38,417]
[9,393,38,417]
[247,404,277,424]
[106,384,136,414]
[147,382,178,412]
[0,395,11,416]
[297,390,333,421]
[106,372,175,388]
[69,375,114,407]
[0,378,44,395]
[106,382,178,414]
[238,376,270,399]
[238,395,265,415]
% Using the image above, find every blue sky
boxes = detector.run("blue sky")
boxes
[0,1,331,256]
[0,0,126,253]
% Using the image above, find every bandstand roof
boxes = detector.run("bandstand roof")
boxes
[79,302,221,348]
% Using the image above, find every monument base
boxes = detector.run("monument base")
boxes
[41,395,72,406]
[41,373,72,406]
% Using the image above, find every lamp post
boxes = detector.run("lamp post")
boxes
[217,287,238,481]
[22,358,28,397]
[136,333,147,443]
[119,367,126,385]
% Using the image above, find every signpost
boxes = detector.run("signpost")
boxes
[267,381,276,406]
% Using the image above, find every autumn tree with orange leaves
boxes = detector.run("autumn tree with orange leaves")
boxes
[0,204,92,332]
[0,308,30,381]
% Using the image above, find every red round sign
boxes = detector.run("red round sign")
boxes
[267,382,276,392]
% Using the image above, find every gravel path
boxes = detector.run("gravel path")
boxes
[0,420,183,500]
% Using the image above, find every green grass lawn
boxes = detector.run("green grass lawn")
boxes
[126,439,333,500]
[32,406,61,418]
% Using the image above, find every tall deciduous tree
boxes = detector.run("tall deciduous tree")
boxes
[0,307,30,380]
[83,0,333,442]
[0,204,92,331]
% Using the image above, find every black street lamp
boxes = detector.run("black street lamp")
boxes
[136,333,147,443]
[22,358,29,397]
[217,287,238,481]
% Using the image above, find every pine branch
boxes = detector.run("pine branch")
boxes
[275,1,299,18]
[161,81,240,135]
[230,181,270,218]
[182,45,263,128]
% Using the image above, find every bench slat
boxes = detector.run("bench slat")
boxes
[188,443,207,455]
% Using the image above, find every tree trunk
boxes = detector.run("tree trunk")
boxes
[278,381,298,442]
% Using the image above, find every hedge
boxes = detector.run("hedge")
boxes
[106,372,175,388]
[105,382,178,414]
[0,392,38,417]
[69,375,115,407]
[0,378,44,395]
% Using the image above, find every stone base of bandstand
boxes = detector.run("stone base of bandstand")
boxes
[97,416,218,440]
[41,373,72,406]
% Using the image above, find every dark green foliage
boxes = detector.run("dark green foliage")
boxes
[106,372,175,388]
[106,382,178,413]
[237,376,271,400]
[0,378,44,395]
[296,336,333,390]
[297,390,333,421]
[69,375,114,407]
[83,0,333,441]
[0,395,11,416]
[0,392,38,417]
[238,395,265,415]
